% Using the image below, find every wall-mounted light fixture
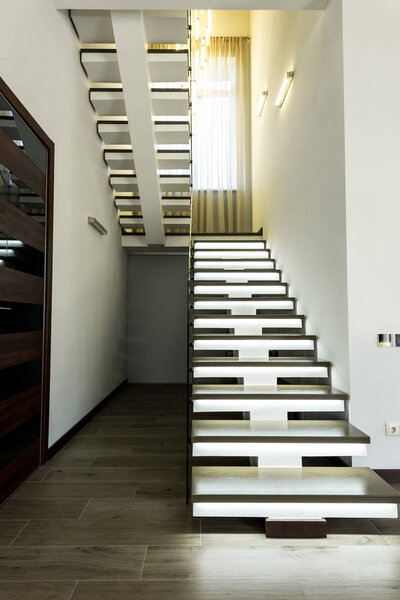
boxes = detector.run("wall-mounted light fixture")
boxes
[88,216,107,235]
[275,71,294,108]
[256,90,268,117]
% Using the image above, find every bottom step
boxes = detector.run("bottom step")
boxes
[192,467,399,519]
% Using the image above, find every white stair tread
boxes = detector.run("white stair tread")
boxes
[81,51,121,83]
[193,272,281,281]
[194,266,275,270]
[193,300,294,310]
[192,385,347,399]
[71,10,114,44]
[194,251,270,259]
[192,420,369,443]
[194,314,302,320]
[193,356,325,363]
[193,334,313,339]
[194,242,265,249]
[192,467,400,503]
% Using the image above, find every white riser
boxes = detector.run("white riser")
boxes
[194,251,269,259]
[193,503,398,519]
[193,399,344,420]
[160,178,190,192]
[115,198,141,210]
[155,124,189,144]
[151,92,189,116]
[193,300,294,313]
[193,318,302,335]
[148,52,188,82]
[81,53,120,83]
[98,123,130,144]
[110,177,138,192]
[193,365,328,387]
[121,217,189,226]
[193,442,367,467]
[194,272,280,283]
[193,339,314,358]
[158,153,190,169]
[194,261,275,269]
[143,13,188,45]
[106,151,190,170]
[193,285,287,298]
[71,10,114,43]
[105,152,134,170]
[163,218,190,226]
[91,91,125,116]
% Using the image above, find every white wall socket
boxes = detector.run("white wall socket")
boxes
[385,423,400,436]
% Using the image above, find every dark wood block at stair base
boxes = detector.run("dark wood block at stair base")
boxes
[0,197,45,253]
[265,518,327,538]
[0,267,43,304]
[0,331,42,369]
[0,385,41,438]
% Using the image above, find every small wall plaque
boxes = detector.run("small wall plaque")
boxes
[378,334,392,347]
[395,334,400,347]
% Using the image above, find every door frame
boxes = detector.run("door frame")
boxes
[0,77,54,462]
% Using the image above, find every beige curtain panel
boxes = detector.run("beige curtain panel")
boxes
[191,36,252,233]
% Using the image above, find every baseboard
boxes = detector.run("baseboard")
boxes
[374,469,400,484]
[44,379,127,462]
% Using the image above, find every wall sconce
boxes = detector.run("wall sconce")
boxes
[88,216,107,235]
[256,90,268,117]
[275,71,294,108]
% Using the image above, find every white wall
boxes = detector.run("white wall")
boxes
[211,10,250,36]
[250,2,349,391]
[127,254,188,383]
[0,0,127,446]
[342,0,400,468]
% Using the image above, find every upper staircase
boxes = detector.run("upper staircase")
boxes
[70,9,191,248]
[188,232,399,529]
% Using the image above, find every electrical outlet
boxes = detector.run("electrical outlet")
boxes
[385,423,400,436]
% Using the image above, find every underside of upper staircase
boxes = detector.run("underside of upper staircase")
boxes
[187,232,399,532]
[70,9,191,248]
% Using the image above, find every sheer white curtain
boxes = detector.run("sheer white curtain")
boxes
[191,37,251,233]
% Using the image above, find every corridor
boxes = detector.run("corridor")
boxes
[0,384,399,599]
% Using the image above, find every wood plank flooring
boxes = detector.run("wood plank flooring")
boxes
[0,383,399,599]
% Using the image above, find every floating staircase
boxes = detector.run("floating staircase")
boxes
[188,232,399,530]
[70,9,191,247]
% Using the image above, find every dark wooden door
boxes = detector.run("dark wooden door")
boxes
[0,78,53,503]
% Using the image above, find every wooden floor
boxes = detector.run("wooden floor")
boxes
[0,384,400,600]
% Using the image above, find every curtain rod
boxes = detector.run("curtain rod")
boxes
[209,35,251,39]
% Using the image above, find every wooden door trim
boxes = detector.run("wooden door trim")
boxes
[0,267,44,304]
[0,385,41,438]
[0,197,45,253]
[0,127,46,199]
[0,331,43,369]
[0,77,54,463]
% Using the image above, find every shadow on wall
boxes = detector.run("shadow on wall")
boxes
[127,254,188,383]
